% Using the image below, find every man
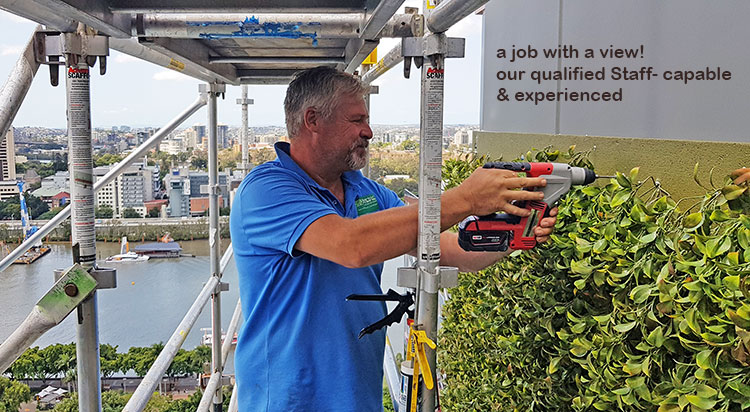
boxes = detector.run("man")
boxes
[229,66,557,411]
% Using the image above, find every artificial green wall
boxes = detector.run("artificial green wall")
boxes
[476,132,750,200]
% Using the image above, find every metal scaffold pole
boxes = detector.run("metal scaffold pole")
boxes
[387,4,464,410]
[236,85,253,176]
[415,52,444,412]
[205,82,226,412]
[66,55,101,412]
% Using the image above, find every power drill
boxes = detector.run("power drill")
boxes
[458,162,610,252]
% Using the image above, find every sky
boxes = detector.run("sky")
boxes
[0,1,483,129]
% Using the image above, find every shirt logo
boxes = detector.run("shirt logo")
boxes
[355,195,379,216]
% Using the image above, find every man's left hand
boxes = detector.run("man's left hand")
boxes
[534,207,558,244]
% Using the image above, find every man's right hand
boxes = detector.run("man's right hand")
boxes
[732,168,750,185]
[453,166,547,217]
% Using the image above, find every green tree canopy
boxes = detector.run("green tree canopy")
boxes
[94,154,124,167]
[121,208,142,219]
[147,207,161,218]
[95,205,114,219]
[38,206,65,220]
[0,377,30,412]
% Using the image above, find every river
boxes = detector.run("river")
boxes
[0,241,407,353]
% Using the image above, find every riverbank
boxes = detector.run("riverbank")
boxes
[0,217,230,243]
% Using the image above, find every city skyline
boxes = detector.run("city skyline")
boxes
[0,2,484,129]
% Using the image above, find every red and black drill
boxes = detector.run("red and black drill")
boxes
[458,162,610,252]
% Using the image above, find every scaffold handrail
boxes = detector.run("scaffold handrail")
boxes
[196,298,242,412]
[122,244,235,412]
[426,0,489,34]
[361,42,405,85]
[0,93,208,273]
[0,25,41,148]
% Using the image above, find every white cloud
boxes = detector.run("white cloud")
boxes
[0,44,22,56]
[153,69,191,82]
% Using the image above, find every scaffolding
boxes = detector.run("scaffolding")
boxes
[0,1,490,411]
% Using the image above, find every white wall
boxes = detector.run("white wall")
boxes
[481,0,750,142]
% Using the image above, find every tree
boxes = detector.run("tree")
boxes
[382,178,418,198]
[122,207,142,219]
[0,192,49,220]
[102,390,130,412]
[398,139,418,151]
[249,147,276,166]
[25,192,50,219]
[38,206,65,220]
[52,394,77,412]
[0,377,31,412]
[190,152,208,170]
[186,345,211,376]
[147,207,161,218]
[53,391,132,412]
[0,201,20,219]
[94,153,124,167]
[51,153,68,172]
[7,346,40,380]
[219,207,231,216]
[99,344,120,379]
[95,205,114,218]
[121,343,163,376]
[218,148,240,170]
[164,387,231,412]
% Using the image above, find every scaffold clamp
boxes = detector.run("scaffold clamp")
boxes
[401,33,465,73]
[55,266,117,290]
[0,264,99,373]
[397,266,458,292]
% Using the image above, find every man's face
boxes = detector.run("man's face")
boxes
[317,93,373,171]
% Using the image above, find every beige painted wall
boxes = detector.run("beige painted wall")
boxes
[476,132,750,200]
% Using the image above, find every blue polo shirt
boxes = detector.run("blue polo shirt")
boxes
[230,142,404,412]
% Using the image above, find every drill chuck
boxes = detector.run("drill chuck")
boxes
[571,166,597,185]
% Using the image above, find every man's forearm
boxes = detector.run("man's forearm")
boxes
[296,189,477,268]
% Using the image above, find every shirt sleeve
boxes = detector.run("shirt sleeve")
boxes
[235,166,337,257]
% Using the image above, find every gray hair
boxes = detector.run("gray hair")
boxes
[284,66,368,139]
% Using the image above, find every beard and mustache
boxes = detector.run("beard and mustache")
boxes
[345,138,369,170]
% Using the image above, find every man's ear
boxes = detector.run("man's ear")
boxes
[303,107,320,133]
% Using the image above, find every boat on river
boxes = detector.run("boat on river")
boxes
[14,245,51,264]
[105,237,149,263]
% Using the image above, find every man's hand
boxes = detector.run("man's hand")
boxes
[453,167,547,217]
[534,207,558,244]
[732,168,750,185]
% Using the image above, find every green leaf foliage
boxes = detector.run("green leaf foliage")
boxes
[439,147,750,411]
[0,376,30,412]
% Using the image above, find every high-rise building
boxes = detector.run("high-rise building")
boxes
[218,124,229,148]
[116,163,157,217]
[187,171,230,207]
[136,131,151,145]
[94,166,120,216]
[168,179,189,217]
[193,124,206,142]
[184,128,198,149]
[0,128,16,181]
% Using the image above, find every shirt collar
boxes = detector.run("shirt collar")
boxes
[274,141,364,188]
